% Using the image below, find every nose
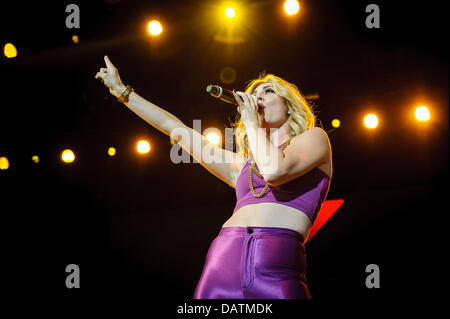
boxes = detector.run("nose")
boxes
[253,92,264,101]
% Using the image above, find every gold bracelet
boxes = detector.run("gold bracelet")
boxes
[118,85,134,103]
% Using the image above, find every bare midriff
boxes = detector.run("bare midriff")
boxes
[222,202,313,241]
[224,153,332,241]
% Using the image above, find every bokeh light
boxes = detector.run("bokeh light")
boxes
[220,66,237,84]
[225,8,236,18]
[206,132,220,145]
[107,147,116,156]
[137,140,151,154]
[331,119,341,128]
[4,43,17,58]
[0,156,9,170]
[364,114,379,129]
[61,149,75,163]
[414,106,430,122]
[284,0,300,16]
[147,20,163,36]
[203,128,222,146]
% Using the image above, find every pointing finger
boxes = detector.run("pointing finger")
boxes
[104,55,114,69]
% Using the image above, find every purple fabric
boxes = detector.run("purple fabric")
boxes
[233,144,330,223]
[193,226,311,299]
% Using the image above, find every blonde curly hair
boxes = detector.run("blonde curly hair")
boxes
[231,72,317,157]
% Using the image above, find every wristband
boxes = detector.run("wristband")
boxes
[118,85,134,103]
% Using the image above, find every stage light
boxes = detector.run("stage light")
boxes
[61,149,75,163]
[72,35,79,44]
[0,156,9,170]
[364,114,378,129]
[415,106,430,122]
[137,140,151,154]
[147,20,163,36]
[212,2,245,43]
[284,0,300,16]
[331,119,340,128]
[107,147,116,156]
[3,43,17,58]
[206,132,220,145]
[31,155,40,163]
[218,2,243,25]
[203,127,222,146]
[225,8,236,18]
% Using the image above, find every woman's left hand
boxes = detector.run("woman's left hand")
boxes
[232,91,259,126]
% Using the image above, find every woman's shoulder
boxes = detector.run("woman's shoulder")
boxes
[289,127,329,146]
[301,127,329,138]
[288,127,332,174]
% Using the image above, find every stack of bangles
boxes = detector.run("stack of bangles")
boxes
[118,85,134,103]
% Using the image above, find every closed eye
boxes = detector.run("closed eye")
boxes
[252,87,274,97]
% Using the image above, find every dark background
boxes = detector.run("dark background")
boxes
[0,0,447,313]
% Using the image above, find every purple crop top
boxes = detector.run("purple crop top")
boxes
[233,144,331,223]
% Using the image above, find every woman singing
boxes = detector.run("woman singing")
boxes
[95,55,332,299]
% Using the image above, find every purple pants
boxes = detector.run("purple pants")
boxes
[193,226,311,299]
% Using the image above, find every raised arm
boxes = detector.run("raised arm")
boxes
[95,56,247,188]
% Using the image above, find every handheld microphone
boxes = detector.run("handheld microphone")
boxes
[206,85,244,106]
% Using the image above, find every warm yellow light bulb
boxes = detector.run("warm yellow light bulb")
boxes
[284,0,300,15]
[0,156,9,170]
[4,43,17,58]
[364,114,379,129]
[331,119,341,128]
[415,106,430,121]
[206,132,220,145]
[225,8,236,18]
[147,20,163,36]
[108,147,116,156]
[137,140,151,154]
[61,149,75,163]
